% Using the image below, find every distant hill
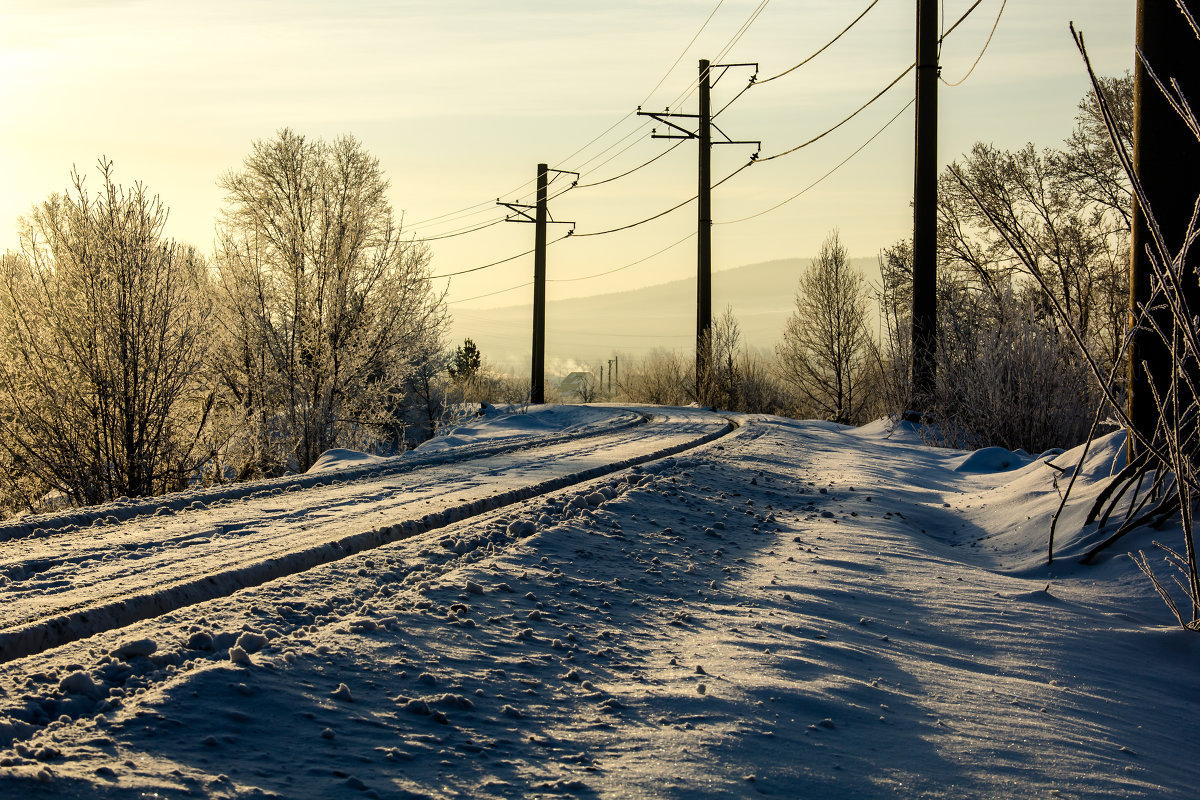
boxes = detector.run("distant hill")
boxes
[448,257,879,377]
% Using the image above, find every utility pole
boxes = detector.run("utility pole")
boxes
[698,59,713,393]
[1127,0,1200,458]
[911,0,939,416]
[499,164,576,405]
[638,59,759,399]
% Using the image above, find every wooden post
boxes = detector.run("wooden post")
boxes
[532,164,548,404]
[1127,0,1200,456]
[911,0,939,414]
[697,58,713,398]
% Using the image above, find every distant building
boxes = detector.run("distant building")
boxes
[557,371,595,400]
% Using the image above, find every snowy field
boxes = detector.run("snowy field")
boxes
[0,405,1197,799]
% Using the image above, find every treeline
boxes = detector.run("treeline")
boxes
[0,130,448,516]
[611,76,1133,453]
[0,77,1131,515]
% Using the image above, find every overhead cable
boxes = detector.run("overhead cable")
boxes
[755,0,883,84]
[717,98,913,225]
[713,0,771,65]
[940,0,985,42]
[429,232,572,279]
[419,217,507,241]
[448,281,533,306]
[571,159,754,237]
[549,231,697,282]
[574,140,687,189]
[639,0,726,107]
[756,62,914,162]
[941,0,1006,86]
[569,121,655,175]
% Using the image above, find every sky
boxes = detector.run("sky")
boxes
[0,1,1134,326]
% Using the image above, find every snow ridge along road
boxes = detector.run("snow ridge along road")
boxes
[0,406,644,543]
[0,407,733,664]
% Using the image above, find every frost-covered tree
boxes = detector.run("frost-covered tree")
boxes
[213,129,446,474]
[777,231,871,424]
[941,75,1133,374]
[622,348,691,406]
[697,307,743,410]
[0,161,211,509]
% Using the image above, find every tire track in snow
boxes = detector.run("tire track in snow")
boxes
[0,409,735,664]
[0,407,646,544]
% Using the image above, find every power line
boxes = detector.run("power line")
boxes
[448,281,533,306]
[419,217,507,241]
[409,1,771,230]
[640,0,726,107]
[555,329,692,340]
[571,159,754,237]
[429,232,572,279]
[549,231,697,283]
[716,98,914,225]
[712,76,757,119]
[941,0,1006,87]
[756,61,914,162]
[755,0,883,84]
[574,140,687,189]
[555,1,729,171]
[569,121,655,176]
[940,0,985,42]
[405,200,497,230]
[712,0,771,65]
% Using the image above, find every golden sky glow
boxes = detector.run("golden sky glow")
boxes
[1,0,1133,335]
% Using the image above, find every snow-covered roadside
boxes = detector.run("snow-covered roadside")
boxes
[0,412,1197,798]
[0,407,728,663]
[0,405,642,542]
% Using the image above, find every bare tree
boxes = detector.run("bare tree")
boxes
[576,372,600,403]
[213,129,446,474]
[696,308,736,409]
[0,161,211,509]
[777,230,871,424]
[940,76,1134,375]
[621,348,691,406]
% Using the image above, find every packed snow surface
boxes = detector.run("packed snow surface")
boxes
[0,406,1196,799]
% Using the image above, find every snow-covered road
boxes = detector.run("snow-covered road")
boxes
[1,407,1197,799]
[0,407,730,663]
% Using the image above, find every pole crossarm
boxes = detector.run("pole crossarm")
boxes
[637,110,701,140]
[638,113,759,153]
[708,62,759,89]
[497,201,536,223]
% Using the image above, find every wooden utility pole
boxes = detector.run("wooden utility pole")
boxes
[498,165,575,405]
[911,0,939,413]
[1127,0,1200,456]
[637,59,758,399]
[697,58,714,392]
[532,164,548,405]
